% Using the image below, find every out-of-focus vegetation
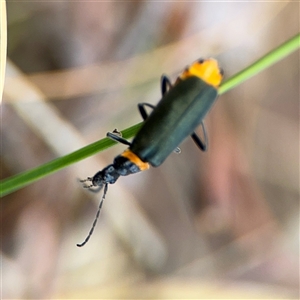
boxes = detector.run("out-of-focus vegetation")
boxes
[1,2,299,298]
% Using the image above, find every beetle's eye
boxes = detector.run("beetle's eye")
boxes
[198,58,205,64]
[219,68,224,76]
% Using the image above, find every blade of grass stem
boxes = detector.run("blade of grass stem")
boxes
[1,33,299,197]
[1,123,142,197]
[219,33,300,94]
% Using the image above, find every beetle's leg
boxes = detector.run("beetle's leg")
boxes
[191,121,208,152]
[173,147,181,154]
[161,75,173,96]
[138,74,172,120]
[107,131,131,146]
[138,102,155,120]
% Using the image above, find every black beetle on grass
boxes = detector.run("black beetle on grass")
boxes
[78,58,223,246]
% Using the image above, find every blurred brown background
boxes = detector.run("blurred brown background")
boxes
[1,1,299,299]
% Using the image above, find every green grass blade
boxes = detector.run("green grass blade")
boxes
[1,123,142,197]
[1,33,299,197]
[219,33,300,94]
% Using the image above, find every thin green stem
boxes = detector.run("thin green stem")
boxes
[1,123,142,197]
[219,33,300,94]
[1,33,299,197]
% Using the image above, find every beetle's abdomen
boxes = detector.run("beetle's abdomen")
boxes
[130,76,218,167]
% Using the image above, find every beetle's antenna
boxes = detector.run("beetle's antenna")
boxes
[77,183,108,247]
